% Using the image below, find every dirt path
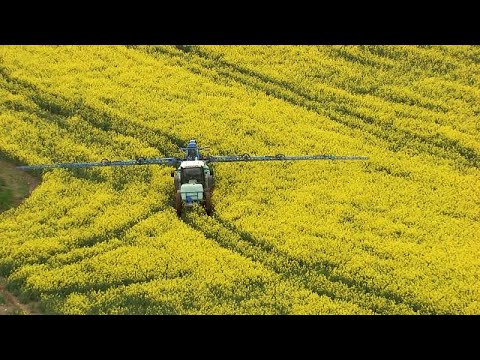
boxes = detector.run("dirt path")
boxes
[1,159,42,314]
[0,280,35,315]
[0,159,40,207]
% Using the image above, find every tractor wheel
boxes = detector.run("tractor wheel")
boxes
[175,191,183,217]
[174,176,180,191]
[204,191,213,216]
[206,174,215,191]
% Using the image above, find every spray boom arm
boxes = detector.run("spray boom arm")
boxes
[16,139,368,171]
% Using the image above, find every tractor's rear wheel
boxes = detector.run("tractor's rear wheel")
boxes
[174,176,180,191]
[206,174,214,192]
[204,191,213,216]
[175,191,183,217]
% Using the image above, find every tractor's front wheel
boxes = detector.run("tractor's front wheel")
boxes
[204,191,213,216]
[175,191,183,217]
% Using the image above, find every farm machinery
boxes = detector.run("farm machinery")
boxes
[18,139,369,216]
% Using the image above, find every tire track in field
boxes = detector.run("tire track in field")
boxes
[5,205,174,304]
[182,212,420,314]
[2,203,168,274]
[0,280,34,315]
[140,45,480,169]
[0,66,185,159]
[17,262,190,308]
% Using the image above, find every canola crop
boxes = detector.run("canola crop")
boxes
[0,45,479,314]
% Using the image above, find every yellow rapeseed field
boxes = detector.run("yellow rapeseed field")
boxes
[0,45,479,314]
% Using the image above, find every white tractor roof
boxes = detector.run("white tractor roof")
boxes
[180,160,206,168]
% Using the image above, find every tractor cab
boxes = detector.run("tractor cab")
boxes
[181,165,205,185]
[173,160,209,187]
